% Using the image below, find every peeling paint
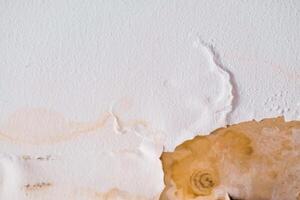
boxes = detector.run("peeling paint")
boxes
[0,0,299,199]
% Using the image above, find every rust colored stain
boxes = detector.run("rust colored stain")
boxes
[160,117,300,200]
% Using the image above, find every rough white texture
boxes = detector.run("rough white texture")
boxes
[0,0,299,199]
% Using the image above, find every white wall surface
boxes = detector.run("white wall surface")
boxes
[0,0,299,199]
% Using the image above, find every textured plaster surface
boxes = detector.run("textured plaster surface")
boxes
[0,0,299,199]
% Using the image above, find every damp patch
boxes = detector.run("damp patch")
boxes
[160,117,300,200]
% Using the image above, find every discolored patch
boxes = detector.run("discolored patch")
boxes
[24,182,52,191]
[160,117,300,200]
[189,169,218,196]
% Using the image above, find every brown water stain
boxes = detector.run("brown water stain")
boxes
[160,117,300,200]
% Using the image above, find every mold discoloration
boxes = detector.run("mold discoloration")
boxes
[21,155,52,161]
[160,117,300,200]
[24,182,52,191]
